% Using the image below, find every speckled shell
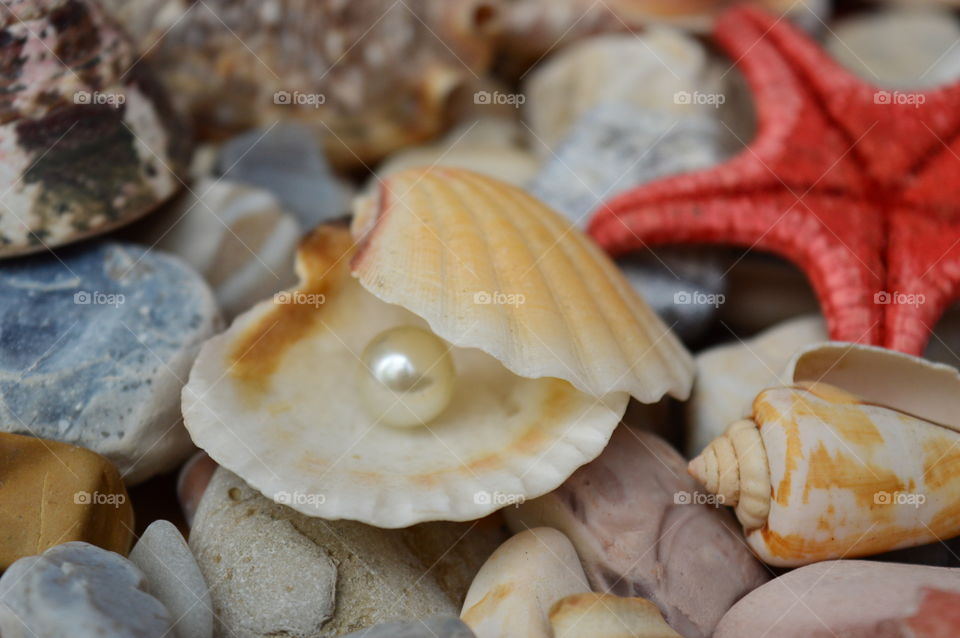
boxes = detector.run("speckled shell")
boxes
[101,0,498,170]
[351,167,694,403]
[692,342,960,567]
[182,223,628,527]
[0,0,190,257]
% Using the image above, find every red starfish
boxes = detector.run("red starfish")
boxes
[588,5,960,355]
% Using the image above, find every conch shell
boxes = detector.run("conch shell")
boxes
[183,168,693,527]
[690,342,960,566]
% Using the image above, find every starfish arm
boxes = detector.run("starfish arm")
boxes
[885,210,960,354]
[901,128,960,212]
[588,4,862,236]
[739,6,960,188]
[589,192,884,345]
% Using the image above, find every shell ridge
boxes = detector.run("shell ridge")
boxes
[453,171,566,371]
[518,188,661,397]
[462,172,597,394]
[505,175,686,400]
[430,172,517,361]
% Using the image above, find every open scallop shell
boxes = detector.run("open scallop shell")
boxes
[183,223,628,527]
[351,167,694,402]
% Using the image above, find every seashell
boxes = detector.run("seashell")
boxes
[522,30,718,157]
[686,314,827,456]
[102,0,500,171]
[352,167,693,402]
[549,593,682,638]
[690,341,960,566]
[461,527,589,638]
[183,168,692,527]
[0,0,190,258]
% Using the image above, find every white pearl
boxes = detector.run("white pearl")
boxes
[360,326,455,427]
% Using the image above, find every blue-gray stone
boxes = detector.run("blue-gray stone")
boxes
[0,542,175,638]
[216,123,351,226]
[340,617,475,638]
[0,242,220,484]
[527,103,728,341]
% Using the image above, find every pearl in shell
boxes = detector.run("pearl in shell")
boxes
[360,326,455,427]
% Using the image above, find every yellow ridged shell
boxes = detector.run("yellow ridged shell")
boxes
[351,167,694,403]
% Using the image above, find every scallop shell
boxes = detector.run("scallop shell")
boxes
[0,0,190,257]
[183,223,628,527]
[351,167,694,403]
[690,342,960,566]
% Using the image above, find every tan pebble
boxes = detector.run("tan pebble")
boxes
[461,527,589,638]
[0,432,133,569]
[550,593,682,638]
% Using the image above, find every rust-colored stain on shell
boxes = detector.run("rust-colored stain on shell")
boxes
[801,442,905,509]
[794,383,884,448]
[754,394,798,507]
[924,439,960,534]
[923,437,960,491]
[756,384,884,508]
[228,224,353,393]
[755,526,925,561]
[462,582,515,623]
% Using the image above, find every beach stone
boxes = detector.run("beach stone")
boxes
[530,105,725,225]
[461,528,589,638]
[0,432,133,570]
[130,520,212,638]
[826,8,960,89]
[714,560,960,638]
[340,617,476,638]
[529,104,728,340]
[0,0,190,258]
[505,426,770,638]
[0,242,219,484]
[550,593,682,638]
[135,179,300,318]
[686,315,828,455]
[215,124,353,225]
[191,468,502,638]
[177,451,217,527]
[523,30,720,156]
[0,542,174,638]
[369,118,539,190]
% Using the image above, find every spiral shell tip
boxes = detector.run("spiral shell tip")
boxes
[688,454,708,487]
